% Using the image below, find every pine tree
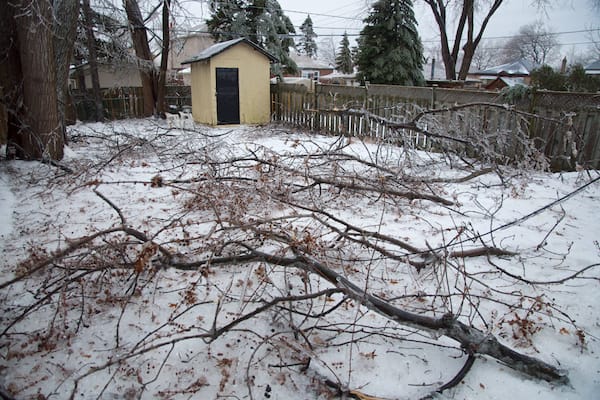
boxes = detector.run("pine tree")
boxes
[335,32,353,74]
[298,15,317,58]
[207,0,297,74]
[357,0,424,86]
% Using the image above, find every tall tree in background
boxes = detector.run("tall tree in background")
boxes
[335,32,353,74]
[123,0,172,116]
[124,0,156,116]
[501,22,558,65]
[207,0,297,74]
[82,0,104,121]
[298,15,318,57]
[207,0,244,40]
[422,0,504,80]
[156,0,172,117]
[0,0,64,160]
[357,0,424,86]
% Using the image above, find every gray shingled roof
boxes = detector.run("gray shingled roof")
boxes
[585,59,600,71]
[473,59,538,76]
[182,38,278,65]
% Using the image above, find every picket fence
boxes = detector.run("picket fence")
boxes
[270,83,600,170]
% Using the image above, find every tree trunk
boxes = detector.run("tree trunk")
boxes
[0,0,63,160]
[53,0,80,136]
[124,0,157,117]
[156,0,171,115]
[82,0,104,122]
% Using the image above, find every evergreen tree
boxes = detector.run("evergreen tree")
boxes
[335,32,353,74]
[298,15,317,58]
[207,0,297,74]
[206,0,245,41]
[356,0,424,86]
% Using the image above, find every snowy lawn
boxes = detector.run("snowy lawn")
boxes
[0,118,599,399]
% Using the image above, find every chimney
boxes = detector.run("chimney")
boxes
[560,57,567,74]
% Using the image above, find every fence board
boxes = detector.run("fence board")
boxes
[73,86,191,121]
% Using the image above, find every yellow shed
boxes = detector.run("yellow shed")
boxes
[182,38,277,125]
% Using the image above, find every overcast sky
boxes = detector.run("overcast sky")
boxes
[275,0,599,62]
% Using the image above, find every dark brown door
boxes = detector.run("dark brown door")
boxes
[216,68,240,124]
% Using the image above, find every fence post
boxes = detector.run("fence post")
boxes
[361,84,369,136]
[313,85,320,132]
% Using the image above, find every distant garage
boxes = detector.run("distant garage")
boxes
[182,38,278,125]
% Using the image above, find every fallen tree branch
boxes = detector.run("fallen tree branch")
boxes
[166,245,568,385]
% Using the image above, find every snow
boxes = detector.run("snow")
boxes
[0,119,599,399]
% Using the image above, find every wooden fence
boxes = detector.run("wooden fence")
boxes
[270,83,600,170]
[73,86,191,121]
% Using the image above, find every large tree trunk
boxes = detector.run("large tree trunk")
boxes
[124,0,157,117]
[0,0,63,160]
[53,0,80,135]
[156,0,171,116]
[82,0,104,122]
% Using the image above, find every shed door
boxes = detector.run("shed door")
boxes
[216,68,240,124]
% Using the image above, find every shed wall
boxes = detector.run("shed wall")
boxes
[190,61,213,123]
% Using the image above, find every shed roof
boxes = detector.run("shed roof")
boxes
[182,38,278,64]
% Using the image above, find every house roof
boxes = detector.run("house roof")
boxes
[484,76,527,90]
[290,53,333,70]
[473,59,537,76]
[182,38,278,64]
[584,59,600,74]
[174,23,211,40]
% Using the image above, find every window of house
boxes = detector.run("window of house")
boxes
[301,70,319,81]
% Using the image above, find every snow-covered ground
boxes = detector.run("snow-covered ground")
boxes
[0,119,598,399]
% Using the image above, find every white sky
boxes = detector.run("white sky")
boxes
[276,0,599,61]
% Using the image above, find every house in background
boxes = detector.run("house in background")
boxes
[468,59,537,90]
[584,59,600,75]
[287,53,334,82]
[483,76,528,91]
[70,62,143,90]
[183,38,277,125]
[169,24,215,72]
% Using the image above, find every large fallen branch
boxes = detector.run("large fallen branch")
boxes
[168,245,568,386]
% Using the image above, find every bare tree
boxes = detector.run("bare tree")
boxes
[421,0,504,80]
[156,0,172,116]
[0,0,64,160]
[501,21,559,65]
[419,1,555,80]
[124,0,172,116]
[471,40,503,71]
[53,0,80,134]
